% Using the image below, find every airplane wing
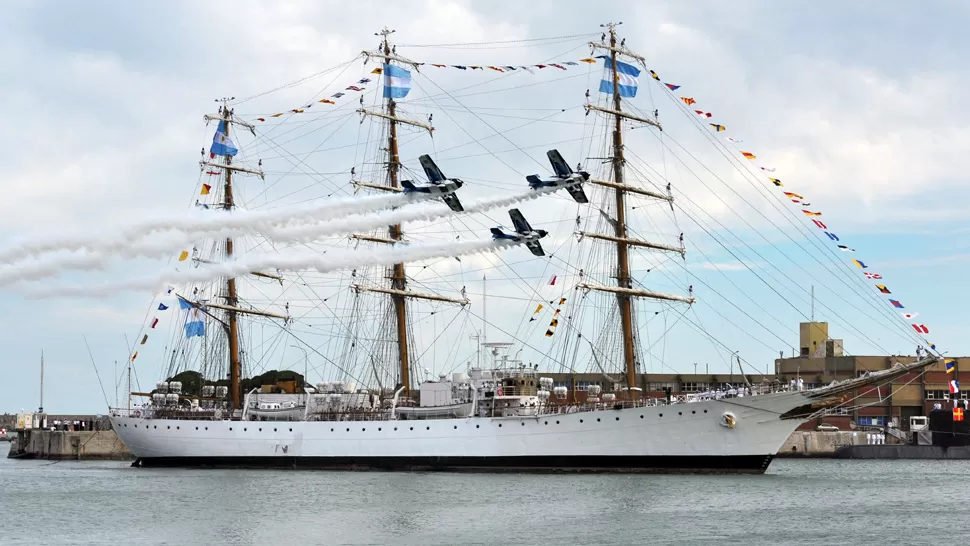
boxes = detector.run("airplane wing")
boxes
[566,185,590,204]
[442,194,464,212]
[419,154,447,183]
[546,149,572,178]
[526,240,545,256]
[508,208,532,233]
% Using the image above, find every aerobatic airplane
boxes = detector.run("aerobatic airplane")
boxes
[526,149,590,204]
[490,208,548,257]
[400,154,465,212]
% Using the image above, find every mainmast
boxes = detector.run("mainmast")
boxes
[220,100,243,411]
[358,29,464,397]
[381,28,411,396]
[587,23,694,391]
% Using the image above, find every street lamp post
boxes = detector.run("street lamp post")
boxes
[290,345,309,389]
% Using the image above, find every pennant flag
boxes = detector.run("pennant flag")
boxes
[549,64,566,70]
[889,299,904,308]
[902,312,919,320]
[599,59,641,98]
[178,250,189,262]
[741,151,756,159]
[694,110,712,118]
[580,58,597,64]
[710,123,726,131]
[838,245,856,252]
[151,317,159,328]
[852,259,868,269]
[166,286,174,294]
[131,352,138,362]
[912,324,929,334]
[649,69,660,80]
[200,184,211,195]
[178,297,206,338]
[955,407,965,422]
[950,379,960,394]
[864,272,882,279]
[549,318,559,328]
[290,109,304,113]
[559,297,567,305]
[345,85,364,92]
[357,78,371,84]
[784,192,804,200]
[665,83,680,91]
[769,178,783,187]
[549,275,557,286]
[545,329,554,337]
[318,99,335,105]
[140,334,148,345]
[876,284,891,294]
[158,303,169,311]
[383,64,412,99]
[256,117,265,122]
[529,303,544,321]
[208,120,238,158]
[331,92,345,98]
[452,65,467,70]
[824,232,839,241]
[802,210,822,217]
[946,359,956,373]
[680,97,696,105]
[812,219,827,229]
[371,67,383,74]
[761,167,776,172]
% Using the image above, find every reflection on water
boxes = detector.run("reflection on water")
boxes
[0,443,964,545]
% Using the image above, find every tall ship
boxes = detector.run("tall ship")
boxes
[105,24,942,473]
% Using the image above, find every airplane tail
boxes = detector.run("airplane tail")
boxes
[419,154,446,183]
[490,227,504,237]
[546,149,573,178]
[400,180,416,190]
[526,174,542,187]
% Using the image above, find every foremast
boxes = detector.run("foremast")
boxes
[587,23,694,391]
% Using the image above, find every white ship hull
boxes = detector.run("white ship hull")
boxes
[110,392,809,473]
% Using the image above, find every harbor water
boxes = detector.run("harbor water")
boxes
[1,443,964,545]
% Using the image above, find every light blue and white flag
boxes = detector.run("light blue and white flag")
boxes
[598,58,640,98]
[383,64,412,99]
[178,297,206,338]
[209,120,238,158]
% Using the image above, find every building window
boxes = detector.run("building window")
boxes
[682,382,709,393]
[857,416,886,426]
[576,381,601,391]
[926,390,948,400]
[647,382,676,391]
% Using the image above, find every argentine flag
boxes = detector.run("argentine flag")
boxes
[383,64,412,99]
[178,297,206,338]
[209,120,238,158]
[599,58,641,98]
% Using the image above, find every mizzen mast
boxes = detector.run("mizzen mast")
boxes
[588,23,694,391]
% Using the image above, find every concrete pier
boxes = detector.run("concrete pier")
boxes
[8,428,132,460]
[775,430,899,457]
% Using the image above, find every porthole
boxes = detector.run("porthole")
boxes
[289,428,293,432]
[659,414,663,418]
[596,418,600,422]
[678,412,682,416]
[229,427,232,431]
[154,425,157,429]
[205,427,208,431]
[259,428,262,431]
[378,427,382,431]
[331,428,334,432]
[691,411,696,415]
[166,426,170,429]
[362,428,366,432]
[556,420,560,424]
[703,410,708,414]
[243,428,247,432]
[544,421,548,425]
[394,427,398,431]
[640,415,644,419]
[274,428,277,432]
[426,426,430,431]
[195,427,198,430]
[498,424,502,428]
[454,425,458,430]
[521,422,525,426]
[410,427,414,431]
[476,425,480,429]
[580,419,584,423]
[346,428,350,432]
[615,417,620,421]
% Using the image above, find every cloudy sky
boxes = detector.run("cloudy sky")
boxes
[1,0,967,414]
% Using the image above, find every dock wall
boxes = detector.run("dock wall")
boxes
[8,429,132,460]
[776,430,900,457]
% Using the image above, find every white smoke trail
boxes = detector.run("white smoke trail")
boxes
[25,238,520,299]
[0,191,428,265]
[0,186,558,286]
